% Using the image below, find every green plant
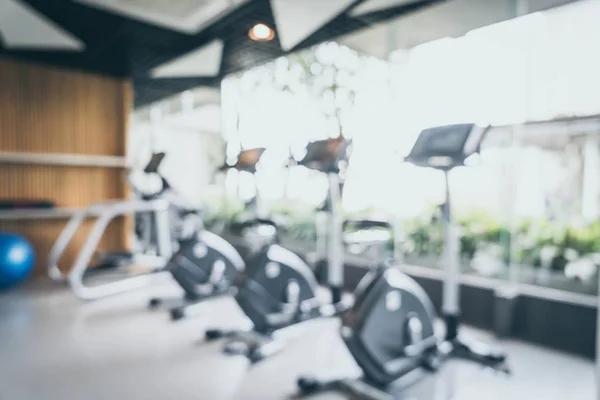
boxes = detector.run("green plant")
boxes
[509,219,600,271]
[281,219,318,242]
[200,195,246,229]
[402,209,600,273]
[202,191,600,276]
[403,216,444,256]
[458,212,512,263]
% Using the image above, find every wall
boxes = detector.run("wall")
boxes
[0,57,131,275]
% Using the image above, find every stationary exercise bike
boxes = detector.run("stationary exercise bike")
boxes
[205,139,352,362]
[147,228,245,320]
[48,152,202,300]
[298,124,509,399]
[147,153,257,320]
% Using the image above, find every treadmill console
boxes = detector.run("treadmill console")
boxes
[405,124,488,170]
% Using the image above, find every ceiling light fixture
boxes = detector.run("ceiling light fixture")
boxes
[249,23,275,41]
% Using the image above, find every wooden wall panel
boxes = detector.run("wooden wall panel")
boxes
[0,57,132,276]
[0,165,126,207]
[0,58,128,156]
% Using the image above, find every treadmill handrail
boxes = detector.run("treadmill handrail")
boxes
[48,199,134,281]
[69,198,172,300]
[48,199,172,300]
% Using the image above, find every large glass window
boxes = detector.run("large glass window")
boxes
[217,0,600,296]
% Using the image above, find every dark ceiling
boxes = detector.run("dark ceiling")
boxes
[0,0,444,107]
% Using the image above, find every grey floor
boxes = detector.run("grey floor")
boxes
[0,275,595,400]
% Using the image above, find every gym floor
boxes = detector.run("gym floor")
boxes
[0,275,594,400]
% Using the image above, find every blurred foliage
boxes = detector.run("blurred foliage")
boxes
[402,210,600,271]
[201,195,245,230]
[270,199,320,242]
[203,194,600,275]
[202,189,600,274]
[206,135,227,177]
[511,219,600,271]
[457,211,512,263]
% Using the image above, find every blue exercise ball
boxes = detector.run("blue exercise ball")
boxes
[0,233,35,290]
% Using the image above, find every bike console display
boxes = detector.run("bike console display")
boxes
[143,152,166,174]
[297,136,350,173]
[221,148,266,173]
[405,123,489,170]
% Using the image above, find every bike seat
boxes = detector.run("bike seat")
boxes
[343,219,392,231]
[178,208,201,217]
[230,218,277,235]
[343,219,393,245]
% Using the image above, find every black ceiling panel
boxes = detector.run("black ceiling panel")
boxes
[0,0,446,107]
